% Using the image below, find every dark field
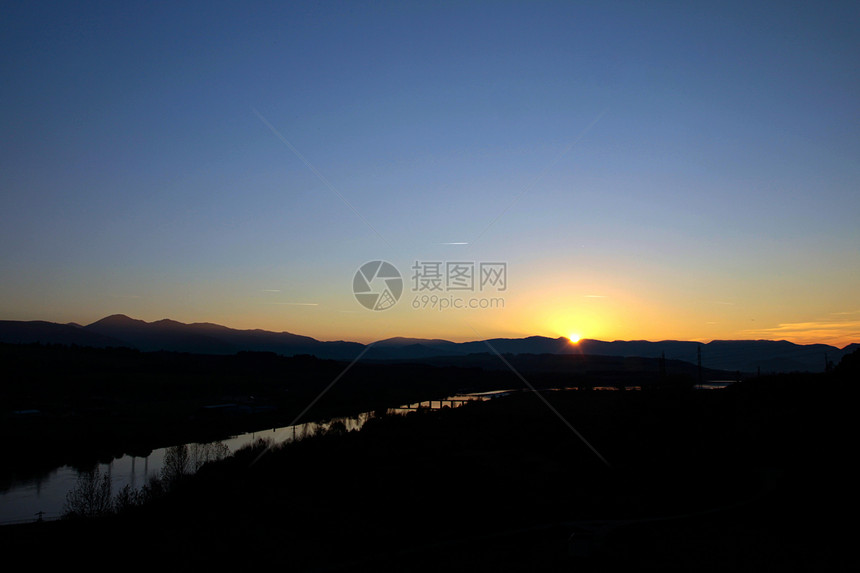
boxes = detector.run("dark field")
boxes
[2,345,857,571]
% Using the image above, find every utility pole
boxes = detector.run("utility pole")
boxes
[697,344,703,386]
[660,351,666,380]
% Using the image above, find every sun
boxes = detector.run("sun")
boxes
[568,333,582,344]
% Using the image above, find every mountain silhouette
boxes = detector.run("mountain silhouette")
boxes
[0,320,125,348]
[80,314,364,358]
[0,315,854,373]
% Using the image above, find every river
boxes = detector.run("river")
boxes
[1,383,735,525]
[0,391,505,524]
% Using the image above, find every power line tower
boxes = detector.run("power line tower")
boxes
[697,344,703,386]
[660,351,666,380]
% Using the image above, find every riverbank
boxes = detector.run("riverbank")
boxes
[3,369,855,570]
[0,341,710,489]
[1,343,499,488]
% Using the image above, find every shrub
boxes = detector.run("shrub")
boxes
[63,467,112,518]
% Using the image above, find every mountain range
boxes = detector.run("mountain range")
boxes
[1,314,856,374]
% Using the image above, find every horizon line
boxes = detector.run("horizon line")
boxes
[1,313,857,349]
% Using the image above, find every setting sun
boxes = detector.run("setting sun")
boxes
[568,333,582,344]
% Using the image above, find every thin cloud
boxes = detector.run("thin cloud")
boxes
[742,320,860,344]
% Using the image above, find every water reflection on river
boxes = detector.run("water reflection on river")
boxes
[1,384,735,524]
[0,392,502,524]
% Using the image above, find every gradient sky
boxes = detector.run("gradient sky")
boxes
[2,1,859,346]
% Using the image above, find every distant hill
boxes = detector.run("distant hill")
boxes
[0,315,854,373]
[81,314,364,359]
[0,320,124,348]
[574,338,843,374]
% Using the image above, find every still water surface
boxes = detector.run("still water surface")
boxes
[2,384,731,524]
[0,392,500,524]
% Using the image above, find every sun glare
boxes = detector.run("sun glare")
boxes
[568,333,581,344]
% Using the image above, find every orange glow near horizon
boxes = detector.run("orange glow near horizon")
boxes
[45,277,860,349]
[38,305,860,349]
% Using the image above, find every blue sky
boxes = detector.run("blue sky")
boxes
[2,1,859,345]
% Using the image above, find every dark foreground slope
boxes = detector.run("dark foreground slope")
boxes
[2,354,857,572]
[0,341,732,487]
[0,342,492,486]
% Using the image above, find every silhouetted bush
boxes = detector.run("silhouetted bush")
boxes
[161,444,191,488]
[190,441,230,471]
[834,347,860,377]
[63,467,112,518]
[326,419,348,436]
[137,474,165,504]
[233,437,274,460]
[113,483,139,514]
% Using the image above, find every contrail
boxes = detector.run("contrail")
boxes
[252,107,391,249]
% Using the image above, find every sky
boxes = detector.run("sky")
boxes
[1,1,859,347]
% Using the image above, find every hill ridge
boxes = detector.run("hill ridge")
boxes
[0,315,854,373]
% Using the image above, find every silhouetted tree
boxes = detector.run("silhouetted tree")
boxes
[161,445,190,488]
[113,483,139,514]
[190,441,230,471]
[325,419,348,436]
[834,347,860,377]
[64,467,112,518]
[137,474,165,504]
